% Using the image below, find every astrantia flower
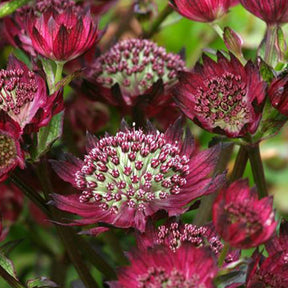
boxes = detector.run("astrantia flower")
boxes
[265,220,288,257]
[212,179,277,249]
[246,250,288,288]
[26,0,100,62]
[0,55,63,133]
[109,245,218,288]
[268,73,288,117]
[0,114,24,182]
[51,120,224,232]
[240,0,288,25]
[85,39,186,118]
[138,220,239,264]
[169,0,239,23]
[174,52,266,138]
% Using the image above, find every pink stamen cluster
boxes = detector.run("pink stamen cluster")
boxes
[95,39,186,96]
[0,69,37,115]
[0,135,16,169]
[35,0,77,13]
[225,202,262,233]
[138,267,200,288]
[75,128,189,213]
[157,222,224,255]
[195,72,249,133]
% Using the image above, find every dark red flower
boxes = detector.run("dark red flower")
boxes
[26,0,100,62]
[268,73,288,117]
[0,55,63,133]
[246,250,288,288]
[174,52,266,138]
[0,114,25,182]
[265,220,288,257]
[169,0,239,23]
[213,179,277,249]
[109,245,218,288]
[85,38,186,120]
[50,120,224,232]
[65,93,109,151]
[90,0,118,15]
[240,0,288,25]
[0,182,23,224]
[138,220,239,265]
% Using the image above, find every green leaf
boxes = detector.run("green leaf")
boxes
[31,112,64,161]
[27,277,58,288]
[0,240,23,256]
[259,59,275,84]
[0,253,17,279]
[0,0,30,18]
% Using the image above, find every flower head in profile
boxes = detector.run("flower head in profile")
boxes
[0,113,24,182]
[85,38,186,119]
[26,0,100,62]
[0,55,63,133]
[240,0,288,25]
[246,250,288,288]
[51,120,224,232]
[109,245,218,288]
[174,52,266,138]
[169,0,239,23]
[268,73,288,117]
[213,179,277,249]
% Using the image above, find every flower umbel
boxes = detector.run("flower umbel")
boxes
[0,55,63,133]
[51,120,224,232]
[0,114,24,182]
[213,179,277,249]
[240,0,288,25]
[26,0,100,62]
[169,0,238,23]
[109,245,218,288]
[86,38,186,117]
[174,52,266,137]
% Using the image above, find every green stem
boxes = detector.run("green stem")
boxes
[229,146,249,183]
[143,5,173,38]
[210,22,224,39]
[53,61,64,90]
[0,265,26,288]
[35,161,99,288]
[247,144,268,198]
[218,243,229,267]
[264,24,277,66]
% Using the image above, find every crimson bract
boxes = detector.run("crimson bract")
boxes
[213,179,277,248]
[174,52,266,138]
[51,120,224,232]
[109,245,218,288]
[169,0,239,23]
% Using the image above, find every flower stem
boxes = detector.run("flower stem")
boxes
[247,144,268,198]
[54,62,64,88]
[264,24,277,66]
[0,0,30,18]
[218,243,229,267]
[0,265,26,288]
[210,23,223,39]
[143,5,173,38]
[229,146,249,183]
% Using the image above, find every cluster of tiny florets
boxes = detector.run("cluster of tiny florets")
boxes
[137,267,201,288]
[0,135,16,168]
[0,69,37,115]
[94,39,186,95]
[75,129,189,213]
[225,202,263,233]
[157,222,224,255]
[195,72,249,133]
